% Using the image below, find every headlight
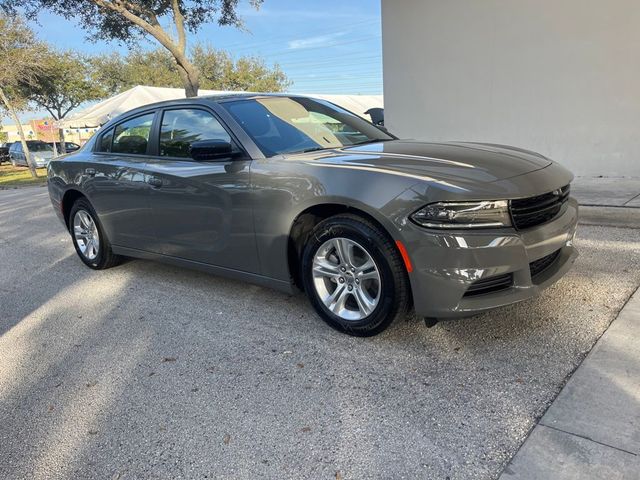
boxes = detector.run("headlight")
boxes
[410,200,512,229]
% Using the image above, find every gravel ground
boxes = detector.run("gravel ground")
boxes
[1,187,639,480]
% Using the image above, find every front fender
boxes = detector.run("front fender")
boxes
[250,158,419,281]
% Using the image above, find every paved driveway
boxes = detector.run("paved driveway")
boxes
[1,186,639,480]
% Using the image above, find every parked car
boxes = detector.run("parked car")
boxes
[47,141,81,154]
[47,94,578,336]
[9,140,54,168]
[0,142,13,164]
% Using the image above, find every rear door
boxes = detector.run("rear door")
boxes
[83,111,158,251]
[143,106,259,273]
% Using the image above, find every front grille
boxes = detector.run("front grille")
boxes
[510,185,570,230]
[464,273,513,297]
[529,249,561,279]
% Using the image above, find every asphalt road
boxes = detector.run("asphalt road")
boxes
[1,186,639,480]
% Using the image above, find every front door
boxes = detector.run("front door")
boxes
[144,107,259,273]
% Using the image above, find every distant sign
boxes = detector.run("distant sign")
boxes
[34,119,57,131]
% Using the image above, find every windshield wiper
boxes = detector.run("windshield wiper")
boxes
[289,146,327,154]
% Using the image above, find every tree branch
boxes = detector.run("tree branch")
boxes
[171,0,186,51]
[44,105,58,120]
[94,0,175,49]
[61,103,78,119]
[89,0,200,96]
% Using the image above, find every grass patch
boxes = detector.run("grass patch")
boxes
[0,164,47,187]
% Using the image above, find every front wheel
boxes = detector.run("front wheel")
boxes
[69,198,122,270]
[301,214,410,336]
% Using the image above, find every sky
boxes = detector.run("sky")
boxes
[9,0,382,122]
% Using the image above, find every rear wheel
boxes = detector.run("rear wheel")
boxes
[69,198,122,270]
[301,214,410,336]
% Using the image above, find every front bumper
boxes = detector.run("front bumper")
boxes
[405,197,579,318]
[33,159,51,168]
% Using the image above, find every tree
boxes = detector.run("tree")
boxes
[90,46,291,94]
[89,49,183,95]
[193,45,290,92]
[0,14,43,178]
[28,50,106,153]
[4,0,264,98]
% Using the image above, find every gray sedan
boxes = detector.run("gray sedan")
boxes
[47,94,578,336]
[10,140,55,168]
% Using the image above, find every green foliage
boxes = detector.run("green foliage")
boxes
[29,50,107,120]
[90,49,183,95]
[0,1,263,44]
[0,13,44,177]
[0,14,44,96]
[193,44,291,92]
[90,46,291,94]
[1,1,266,97]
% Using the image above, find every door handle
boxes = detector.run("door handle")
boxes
[147,176,163,188]
[85,168,96,176]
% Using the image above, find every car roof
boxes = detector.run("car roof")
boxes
[109,93,310,119]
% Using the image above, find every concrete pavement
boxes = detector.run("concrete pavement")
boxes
[572,177,640,207]
[500,287,640,479]
[571,176,640,228]
[1,185,640,479]
[498,176,640,479]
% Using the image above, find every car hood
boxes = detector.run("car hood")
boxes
[301,140,552,185]
[30,151,55,159]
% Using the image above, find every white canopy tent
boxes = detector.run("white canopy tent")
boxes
[63,86,231,128]
[63,85,384,128]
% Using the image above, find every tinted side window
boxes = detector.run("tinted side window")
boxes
[97,128,114,152]
[159,108,231,158]
[112,113,154,155]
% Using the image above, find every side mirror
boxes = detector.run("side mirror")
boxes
[190,139,235,161]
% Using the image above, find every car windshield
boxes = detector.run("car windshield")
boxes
[223,97,393,157]
[29,142,53,152]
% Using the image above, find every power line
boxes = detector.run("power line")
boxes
[277,54,381,68]
[213,18,380,54]
[290,77,382,85]
[290,83,383,90]
[289,66,382,75]
[240,34,382,59]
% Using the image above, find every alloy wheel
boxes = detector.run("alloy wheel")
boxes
[312,237,381,321]
[73,210,100,261]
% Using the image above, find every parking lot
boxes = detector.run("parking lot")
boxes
[1,186,639,480]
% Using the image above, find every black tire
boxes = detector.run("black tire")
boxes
[69,198,122,270]
[301,214,410,336]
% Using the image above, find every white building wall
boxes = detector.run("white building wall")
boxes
[382,0,640,176]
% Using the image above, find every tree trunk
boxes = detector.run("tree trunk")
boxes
[175,56,200,98]
[59,127,66,154]
[89,0,200,97]
[178,62,200,98]
[0,88,37,178]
